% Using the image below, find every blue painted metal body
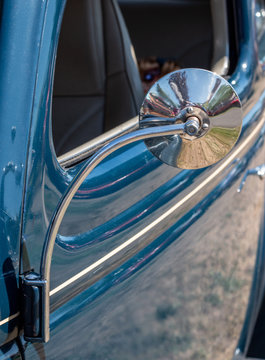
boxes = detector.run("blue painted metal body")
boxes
[0,0,265,359]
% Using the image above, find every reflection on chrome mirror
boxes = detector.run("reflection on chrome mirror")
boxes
[139,68,243,169]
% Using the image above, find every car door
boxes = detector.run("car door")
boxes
[1,0,265,359]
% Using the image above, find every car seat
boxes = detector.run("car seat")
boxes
[52,0,144,156]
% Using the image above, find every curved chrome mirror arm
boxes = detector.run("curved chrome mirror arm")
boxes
[21,122,191,343]
[41,123,189,279]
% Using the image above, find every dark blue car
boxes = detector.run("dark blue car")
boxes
[1,0,265,359]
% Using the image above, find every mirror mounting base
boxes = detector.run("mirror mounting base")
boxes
[20,273,49,343]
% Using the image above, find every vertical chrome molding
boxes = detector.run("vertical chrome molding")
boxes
[211,0,230,75]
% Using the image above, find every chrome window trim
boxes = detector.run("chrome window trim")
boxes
[211,0,230,76]
[58,117,138,168]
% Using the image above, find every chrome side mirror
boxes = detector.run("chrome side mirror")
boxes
[140,68,242,169]
[21,68,242,343]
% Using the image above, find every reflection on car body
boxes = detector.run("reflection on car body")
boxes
[0,0,265,359]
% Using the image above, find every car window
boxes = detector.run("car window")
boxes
[52,0,219,162]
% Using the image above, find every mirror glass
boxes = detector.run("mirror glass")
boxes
[139,69,243,169]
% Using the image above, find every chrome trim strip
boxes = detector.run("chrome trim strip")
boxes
[0,312,20,327]
[58,117,138,167]
[50,117,265,296]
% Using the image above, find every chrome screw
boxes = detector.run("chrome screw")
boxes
[202,123,209,130]
[185,117,200,136]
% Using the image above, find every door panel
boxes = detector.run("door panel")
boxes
[19,0,265,359]
[26,138,265,359]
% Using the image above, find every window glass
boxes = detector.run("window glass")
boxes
[53,0,213,158]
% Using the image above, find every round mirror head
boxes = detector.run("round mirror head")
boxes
[139,68,243,169]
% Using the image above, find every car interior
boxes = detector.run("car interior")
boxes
[52,0,230,160]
